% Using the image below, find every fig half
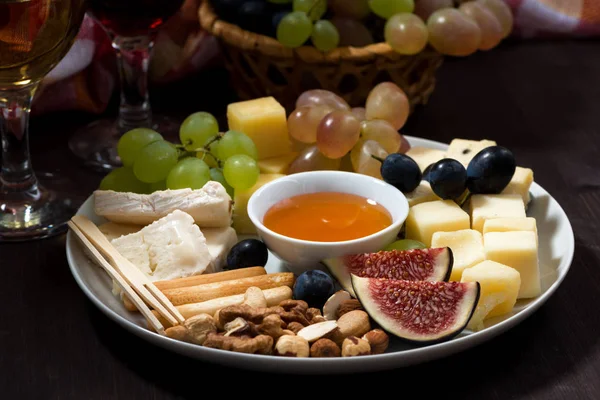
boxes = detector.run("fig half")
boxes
[352,275,480,344]
[323,248,453,297]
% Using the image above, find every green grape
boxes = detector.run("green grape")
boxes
[179,111,219,151]
[209,168,234,197]
[368,0,414,19]
[166,158,211,190]
[117,128,162,167]
[223,155,260,190]
[277,11,313,48]
[149,180,167,192]
[99,167,150,193]
[217,130,258,161]
[293,0,326,21]
[133,140,179,183]
[311,20,340,51]
[385,13,428,55]
[383,239,427,251]
[197,140,220,168]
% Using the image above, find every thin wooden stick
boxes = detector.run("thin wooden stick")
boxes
[70,215,185,326]
[68,222,166,335]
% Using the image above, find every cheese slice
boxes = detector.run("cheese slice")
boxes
[502,166,534,205]
[111,210,213,282]
[94,181,232,227]
[258,152,298,174]
[405,146,445,172]
[470,194,526,233]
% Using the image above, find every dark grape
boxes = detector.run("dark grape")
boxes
[466,146,516,194]
[428,158,467,199]
[272,11,289,36]
[380,153,422,193]
[226,239,269,270]
[422,163,434,182]
[292,270,335,309]
[237,1,272,35]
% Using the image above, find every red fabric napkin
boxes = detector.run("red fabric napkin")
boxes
[31,0,600,116]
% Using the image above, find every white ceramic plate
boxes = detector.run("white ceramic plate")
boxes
[66,136,575,374]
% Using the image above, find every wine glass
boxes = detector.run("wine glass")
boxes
[0,0,86,242]
[68,0,185,170]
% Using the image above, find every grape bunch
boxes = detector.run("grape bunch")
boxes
[286,82,411,178]
[210,0,514,57]
[99,113,261,196]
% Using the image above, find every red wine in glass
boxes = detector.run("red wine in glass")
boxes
[88,0,185,36]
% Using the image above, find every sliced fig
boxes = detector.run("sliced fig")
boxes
[323,248,453,297]
[352,275,480,344]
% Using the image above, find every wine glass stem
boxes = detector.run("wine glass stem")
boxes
[0,84,39,197]
[112,35,154,133]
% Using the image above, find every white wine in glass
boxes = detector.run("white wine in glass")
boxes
[0,0,86,241]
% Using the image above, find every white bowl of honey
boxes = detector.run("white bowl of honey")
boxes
[247,171,409,271]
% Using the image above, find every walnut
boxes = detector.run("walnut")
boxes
[310,338,341,358]
[279,299,308,313]
[341,336,371,357]
[337,299,364,318]
[224,317,257,337]
[278,300,311,326]
[203,332,273,354]
[306,308,326,324]
[257,314,286,339]
[275,335,309,357]
[217,304,283,325]
[165,314,217,345]
[286,321,305,334]
[362,329,389,355]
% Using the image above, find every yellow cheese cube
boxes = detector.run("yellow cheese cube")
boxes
[257,152,298,174]
[233,174,285,234]
[445,139,497,167]
[227,97,291,160]
[502,166,534,205]
[483,217,538,242]
[405,200,470,247]
[405,181,441,207]
[405,146,445,172]
[484,231,540,299]
[461,260,521,319]
[431,229,485,281]
[470,194,526,233]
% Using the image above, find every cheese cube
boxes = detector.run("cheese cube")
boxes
[405,146,445,172]
[227,97,291,160]
[233,174,286,234]
[461,260,521,319]
[502,166,534,205]
[431,229,485,281]
[405,181,441,207]
[445,139,497,167]
[258,152,298,174]
[484,231,540,298]
[405,200,470,247]
[470,194,526,233]
[483,217,537,236]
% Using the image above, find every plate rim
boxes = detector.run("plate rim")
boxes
[65,135,575,373]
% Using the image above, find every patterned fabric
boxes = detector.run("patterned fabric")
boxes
[30,0,600,115]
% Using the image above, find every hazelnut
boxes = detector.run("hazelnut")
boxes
[286,321,305,334]
[362,329,389,355]
[310,338,341,358]
[337,299,363,318]
[275,335,310,357]
[341,336,371,357]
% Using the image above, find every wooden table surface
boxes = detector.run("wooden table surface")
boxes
[2,39,599,399]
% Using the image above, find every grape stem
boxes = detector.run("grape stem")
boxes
[307,0,326,17]
[370,155,385,163]
[177,134,224,168]
[456,189,472,209]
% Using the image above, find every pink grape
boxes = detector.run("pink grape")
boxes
[459,2,503,50]
[478,0,513,38]
[399,134,411,153]
[351,107,367,122]
[296,89,350,111]
[365,82,410,130]
[330,0,370,19]
[288,145,341,174]
[350,140,388,179]
[288,105,333,144]
[413,0,453,20]
[360,119,401,154]
[385,13,428,55]
[316,110,361,159]
[427,8,481,57]
[331,17,374,47]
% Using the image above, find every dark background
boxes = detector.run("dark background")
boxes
[1,39,600,399]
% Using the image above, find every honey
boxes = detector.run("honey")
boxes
[263,192,392,242]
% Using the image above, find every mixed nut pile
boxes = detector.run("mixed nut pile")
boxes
[166,287,389,357]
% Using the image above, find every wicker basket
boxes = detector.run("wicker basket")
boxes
[198,1,444,111]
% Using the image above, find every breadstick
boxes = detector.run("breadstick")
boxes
[122,267,267,311]
[152,286,292,327]
[162,272,294,306]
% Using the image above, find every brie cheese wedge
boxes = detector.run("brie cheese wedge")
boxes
[111,210,213,282]
[94,181,232,227]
